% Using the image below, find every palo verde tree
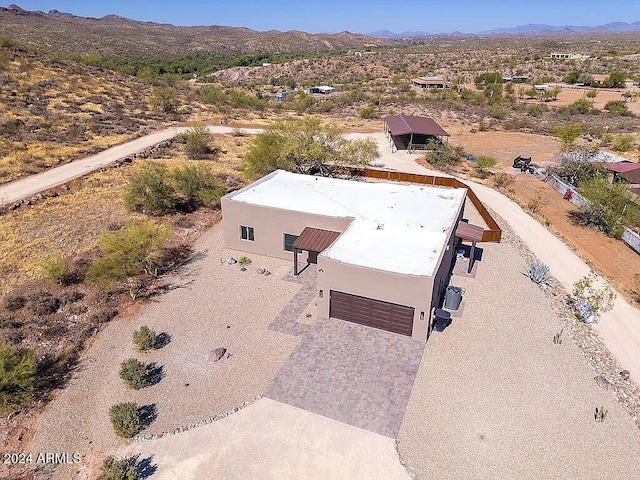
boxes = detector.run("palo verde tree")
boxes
[243,116,379,179]
[553,124,583,151]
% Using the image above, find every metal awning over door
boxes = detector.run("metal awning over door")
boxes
[292,227,341,275]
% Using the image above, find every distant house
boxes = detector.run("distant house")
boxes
[276,91,294,102]
[550,53,588,60]
[262,63,272,67]
[304,86,335,94]
[534,84,550,92]
[502,75,528,83]
[411,76,450,89]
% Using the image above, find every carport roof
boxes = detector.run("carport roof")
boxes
[293,227,341,252]
[455,222,485,242]
[384,115,450,137]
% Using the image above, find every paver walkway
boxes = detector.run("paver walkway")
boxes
[269,265,317,336]
[266,318,424,438]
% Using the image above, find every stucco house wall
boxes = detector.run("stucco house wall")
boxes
[221,196,352,261]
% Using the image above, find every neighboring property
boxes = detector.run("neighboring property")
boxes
[550,52,589,60]
[502,75,529,83]
[604,161,640,183]
[275,91,294,101]
[304,85,335,94]
[411,76,450,89]
[221,170,469,342]
[384,114,450,152]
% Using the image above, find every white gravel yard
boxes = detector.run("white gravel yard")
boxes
[29,223,301,479]
[398,237,640,480]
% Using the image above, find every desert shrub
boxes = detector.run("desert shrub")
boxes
[492,172,514,189]
[89,309,118,324]
[40,254,67,285]
[133,326,157,351]
[172,164,224,209]
[0,35,17,48]
[577,177,640,237]
[0,343,36,412]
[550,155,608,187]
[86,221,172,282]
[604,101,631,116]
[600,133,614,146]
[109,402,141,438]
[59,290,84,306]
[183,124,211,159]
[149,87,176,113]
[553,124,582,150]
[119,358,149,390]
[475,156,497,177]
[358,106,377,119]
[29,292,60,316]
[611,133,636,152]
[424,140,463,166]
[99,456,138,480]
[526,104,547,117]
[124,163,177,215]
[572,273,616,315]
[3,294,26,312]
[567,98,593,114]
[488,103,507,119]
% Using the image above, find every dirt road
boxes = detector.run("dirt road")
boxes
[0,126,260,205]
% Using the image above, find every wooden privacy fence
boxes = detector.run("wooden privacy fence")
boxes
[350,168,502,243]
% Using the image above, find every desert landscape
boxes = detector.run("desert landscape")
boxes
[1,2,640,479]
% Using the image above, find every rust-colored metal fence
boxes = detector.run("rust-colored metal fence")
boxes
[351,168,502,243]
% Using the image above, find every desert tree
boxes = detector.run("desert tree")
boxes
[243,116,379,179]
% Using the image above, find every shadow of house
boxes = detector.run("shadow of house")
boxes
[384,114,450,153]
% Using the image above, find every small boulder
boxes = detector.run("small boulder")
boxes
[257,268,265,274]
[226,257,237,265]
[621,370,630,380]
[209,347,227,362]
[594,375,611,391]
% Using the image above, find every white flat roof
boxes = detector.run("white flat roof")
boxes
[227,170,467,276]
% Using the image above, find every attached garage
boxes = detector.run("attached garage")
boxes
[329,291,415,337]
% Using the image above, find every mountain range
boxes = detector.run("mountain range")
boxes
[369,21,640,38]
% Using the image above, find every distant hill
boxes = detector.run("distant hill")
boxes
[478,21,640,35]
[0,4,391,57]
[369,21,640,37]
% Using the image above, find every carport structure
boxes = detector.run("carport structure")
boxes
[384,114,450,153]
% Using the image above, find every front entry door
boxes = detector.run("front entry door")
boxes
[307,251,318,264]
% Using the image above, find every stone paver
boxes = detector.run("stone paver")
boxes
[269,265,317,336]
[266,318,425,438]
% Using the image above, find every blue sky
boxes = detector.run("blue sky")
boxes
[9,1,640,33]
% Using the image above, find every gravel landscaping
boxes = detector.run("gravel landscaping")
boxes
[29,224,301,479]
[397,212,640,480]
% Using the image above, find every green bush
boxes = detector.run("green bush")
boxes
[172,164,224,209]
[604,101,631,116]
[0,344,36,413]
[40,254,67,285]
[124,163,177,215]
[86,221,172,282]
[119,358,149,390]
[358,106,377,119]
[611,134,636,152]
[109,402,141,438]
[567,98,593,114]
[526,104,547,117]
[99,456,138,480]
[488,103,507,119]
[424,140,463,166]
[133,326,157,351]
[578,177,640,237]
[184,125,212,159]
[475,156,498,177]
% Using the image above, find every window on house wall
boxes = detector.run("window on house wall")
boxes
[283,233,298,252]
[240,225,254,241]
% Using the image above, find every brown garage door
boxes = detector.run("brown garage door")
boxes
[329,291,414,337]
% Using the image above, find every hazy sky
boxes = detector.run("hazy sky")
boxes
[8,1,640,33]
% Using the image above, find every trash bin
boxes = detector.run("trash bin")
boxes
[433,308,451,332]
[444,286,463,310]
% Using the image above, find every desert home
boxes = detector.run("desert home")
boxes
[411,76,450,89]
[222,170,471,342]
